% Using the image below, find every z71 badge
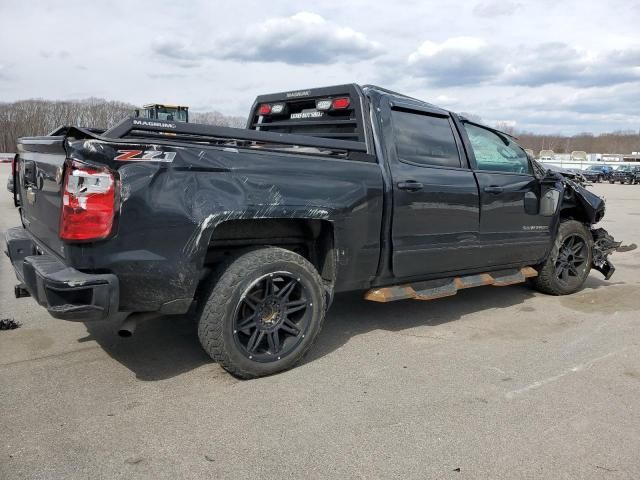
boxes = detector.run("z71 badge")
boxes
[114,150,177,162]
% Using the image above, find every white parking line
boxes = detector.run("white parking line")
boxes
[505,347,631,399]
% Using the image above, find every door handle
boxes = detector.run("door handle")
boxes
[397,181,423,192]
[483,186,504,194]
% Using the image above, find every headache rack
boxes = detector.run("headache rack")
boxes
[69,117,372,161]
[249,84,368,144]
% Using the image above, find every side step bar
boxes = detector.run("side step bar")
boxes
[364,267,538,303]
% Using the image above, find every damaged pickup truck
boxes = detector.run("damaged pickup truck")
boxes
[5,84,621,378]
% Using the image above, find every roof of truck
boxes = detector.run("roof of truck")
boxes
[142,104,189,109]
[251,83,518,142]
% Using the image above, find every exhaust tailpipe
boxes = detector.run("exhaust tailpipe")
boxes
[118,316,137,337]
[117,312,159,338]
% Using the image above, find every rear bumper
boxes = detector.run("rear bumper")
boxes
[4,227,119,321]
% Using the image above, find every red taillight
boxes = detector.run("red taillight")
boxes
[258,104,271,115]
[59,162,116,241]
[11,155,17,176]
[331,97,350,109]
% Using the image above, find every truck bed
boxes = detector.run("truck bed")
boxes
[13,120,384,317]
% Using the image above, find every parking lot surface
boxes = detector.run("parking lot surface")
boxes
[1,162,639,479]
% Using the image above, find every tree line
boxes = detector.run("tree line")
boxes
[1,99,638,155]
[517,131,640,156]
[0,98,246,152]
[494,122,640,155]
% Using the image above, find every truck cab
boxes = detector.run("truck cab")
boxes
[248,85,556,280]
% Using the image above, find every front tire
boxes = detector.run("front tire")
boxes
[532,220,592,296]
[197,247,326,379]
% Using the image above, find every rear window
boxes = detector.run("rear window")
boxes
[391,109,461,168]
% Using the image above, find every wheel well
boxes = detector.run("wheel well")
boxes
[204,219,336,282]
[559,207,589,224]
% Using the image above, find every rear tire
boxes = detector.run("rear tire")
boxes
[532,220,592,296]
[196,247,326,379]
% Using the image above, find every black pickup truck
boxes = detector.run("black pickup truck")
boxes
[610,165,640,184]
[5,84,621,378]
[581,164,612,183]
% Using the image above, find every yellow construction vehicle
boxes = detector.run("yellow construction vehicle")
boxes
[135,104,189,122]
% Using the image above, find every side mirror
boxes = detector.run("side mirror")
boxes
[540,189,561,216]
[524,191,539,215]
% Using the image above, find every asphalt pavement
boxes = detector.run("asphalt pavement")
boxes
[1,162,639,479]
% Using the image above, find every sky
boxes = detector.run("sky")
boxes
[0,0,639,134]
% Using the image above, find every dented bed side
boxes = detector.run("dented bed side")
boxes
[14,134,384,314]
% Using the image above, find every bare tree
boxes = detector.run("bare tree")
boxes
[494,122,516,135]
[2,98,637,155]
[512,128,640,155]
[0,99,247,152]
[190,111,246,128]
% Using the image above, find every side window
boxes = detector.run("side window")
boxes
[464,123,531,174]
[391,109,461,168]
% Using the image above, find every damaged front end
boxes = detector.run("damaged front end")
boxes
[539,166,624,280]
[562,179,624,279]
[590,228,621,280]
[564,180,622,280]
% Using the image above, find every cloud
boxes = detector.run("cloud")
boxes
[0,64,11,81]
[407,37,502,86]
[558,83,640,116]
[503,43,640,87]
[39,50,70,59]
[450,81,640,134]
[1,1,638,135]
[406,38,640,89]
[152,39,200,61]
[472,1,520,17]
[147,72,187,80]
[152,12,382,65]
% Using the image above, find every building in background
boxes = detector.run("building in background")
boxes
[623,153,640,163]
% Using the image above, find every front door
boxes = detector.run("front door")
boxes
[461,122,553,267]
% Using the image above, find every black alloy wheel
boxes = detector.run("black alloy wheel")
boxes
[554,234,588,288]
[233,272,312,362]
[531,220,592,296]
[196,247,326,379]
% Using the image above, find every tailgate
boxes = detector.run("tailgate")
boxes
[16,135,67,257]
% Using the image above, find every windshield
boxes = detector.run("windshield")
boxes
[587,166,602,171]
[156,107,187,122]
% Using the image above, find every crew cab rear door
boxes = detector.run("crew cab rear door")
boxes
[458,120,553,266]
[383,100,481,278]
